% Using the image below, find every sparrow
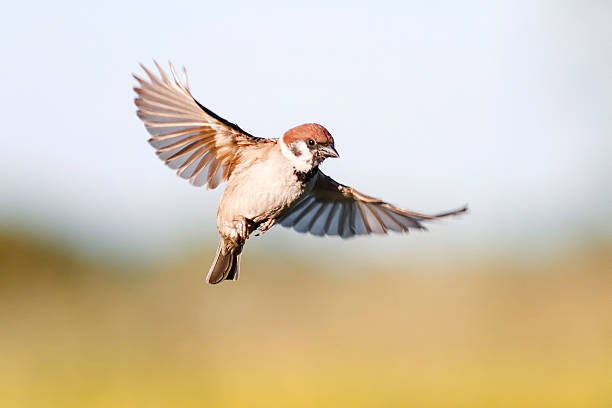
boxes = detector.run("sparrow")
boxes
[133,62,467,284]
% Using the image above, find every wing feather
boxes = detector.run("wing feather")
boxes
[133,61,270,189]
[278,170,467,238]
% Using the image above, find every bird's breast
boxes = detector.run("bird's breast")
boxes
[217,154,307,230]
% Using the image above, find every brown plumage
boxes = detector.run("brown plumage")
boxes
[133,62,467,284]
[133,61,269,189]
[284,123,334,145]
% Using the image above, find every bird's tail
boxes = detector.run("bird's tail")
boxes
[206,240,242,284]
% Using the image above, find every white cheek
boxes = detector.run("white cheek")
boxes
[280,139,314,172]
[296,141,311,157]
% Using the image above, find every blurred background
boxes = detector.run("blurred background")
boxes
[1,1,611,407]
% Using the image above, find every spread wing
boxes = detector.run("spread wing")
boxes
[133,61,269,189]
[278,171,467,238]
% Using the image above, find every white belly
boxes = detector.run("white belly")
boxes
[217,154,306,235]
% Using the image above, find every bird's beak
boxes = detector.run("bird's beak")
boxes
[320,145,339,159]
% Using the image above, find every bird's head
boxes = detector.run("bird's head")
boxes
[280,123,339,172]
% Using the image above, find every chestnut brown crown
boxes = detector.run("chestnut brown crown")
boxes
[283,123,335,146]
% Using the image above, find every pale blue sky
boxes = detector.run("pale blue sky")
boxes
[1,1,610,258]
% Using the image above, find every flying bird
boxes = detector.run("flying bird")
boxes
[133,62,467,284]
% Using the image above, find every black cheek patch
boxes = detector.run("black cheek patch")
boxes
[290,143,302,157]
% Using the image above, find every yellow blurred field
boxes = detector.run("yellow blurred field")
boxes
[0,233,610,407]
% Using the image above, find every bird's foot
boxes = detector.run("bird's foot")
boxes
[232,216,251,243]
[256,219,276,236]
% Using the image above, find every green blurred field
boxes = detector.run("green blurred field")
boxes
[0,232,610,408]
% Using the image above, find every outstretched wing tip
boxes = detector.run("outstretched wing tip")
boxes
[435,204,469,218]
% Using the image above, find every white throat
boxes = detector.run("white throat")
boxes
[279,137,314,172]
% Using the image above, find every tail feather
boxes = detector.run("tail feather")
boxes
[206,241,242,284]
[225,253,242,281]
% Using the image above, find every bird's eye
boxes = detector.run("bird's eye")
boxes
[307,139,316,146]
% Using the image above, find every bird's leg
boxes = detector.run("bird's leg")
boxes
[255,218,276,237]
[259,219,276,235]
[232,216,251,244]
[253,219,276,237]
